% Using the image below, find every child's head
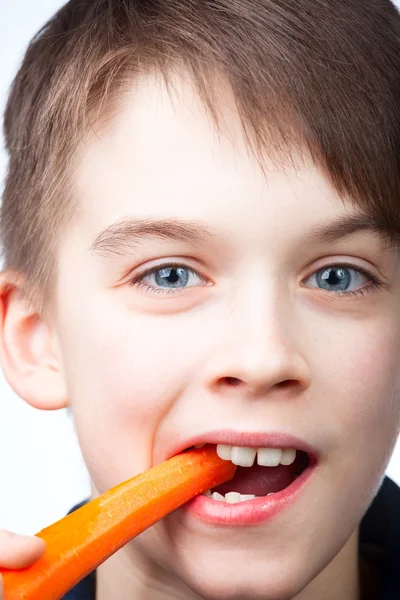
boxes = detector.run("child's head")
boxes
[1,1,400,598]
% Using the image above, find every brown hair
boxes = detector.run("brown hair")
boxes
[1,0,400,312]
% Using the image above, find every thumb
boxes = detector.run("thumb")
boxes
[0,530,46,570]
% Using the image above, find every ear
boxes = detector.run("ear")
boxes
[0,271,68,410]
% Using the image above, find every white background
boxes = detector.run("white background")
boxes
[1,0,400,535]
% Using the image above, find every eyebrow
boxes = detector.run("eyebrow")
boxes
[89,212,400,258]
[89,218,215,257]
[306,213,399,249]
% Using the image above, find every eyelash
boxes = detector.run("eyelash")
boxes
[130,261,206,295]
[129,261,384,298]
[309,262,384,298]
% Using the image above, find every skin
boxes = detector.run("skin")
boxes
[0,532,45,600]
[1,69,400,600]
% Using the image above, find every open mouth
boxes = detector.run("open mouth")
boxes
[185,444,312,504]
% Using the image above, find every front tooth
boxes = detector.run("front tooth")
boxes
[216,445,233,461]
[239,494,256,502]
[231,446,257,467]
[257,448,283,467]
[212,491,225,501]
[224,492,241,503]
[280,448,296,465]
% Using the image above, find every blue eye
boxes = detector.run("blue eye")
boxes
[305,264,382,297]
[131,264,206,294]
[130,261,383,299]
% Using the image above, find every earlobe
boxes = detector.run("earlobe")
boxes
[0,271,68,410]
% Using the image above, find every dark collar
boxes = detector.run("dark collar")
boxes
[359,477,400,600]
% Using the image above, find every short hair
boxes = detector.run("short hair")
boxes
[1,0,400,311]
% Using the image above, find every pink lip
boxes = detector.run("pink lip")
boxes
[183,458,316,525]
[164,429,319,464]
[163,429,319,526]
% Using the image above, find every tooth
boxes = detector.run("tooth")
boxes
[217,444,297,468]
[224,492,241,504]
[211,491,225,501]
[238,494,256,502]
[195,443,205,448]
[280,448,296,465]
[231,446,257,467]
[210,491,257,503]
[216,444,232,461]
[257,448,283,467]
[202,489,212,497]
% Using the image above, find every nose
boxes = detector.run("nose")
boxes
[204,298,311,399]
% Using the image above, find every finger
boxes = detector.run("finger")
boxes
[0,530,46,569]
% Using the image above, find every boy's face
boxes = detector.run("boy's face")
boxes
[52,72,400,598]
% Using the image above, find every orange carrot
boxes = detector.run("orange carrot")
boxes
[1,446,235,600]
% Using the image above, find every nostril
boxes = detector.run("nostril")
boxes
[276,380,298,389]
[224,377,242,387]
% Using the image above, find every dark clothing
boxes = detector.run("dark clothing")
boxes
[63,476,400,600]
[359,477,400,599]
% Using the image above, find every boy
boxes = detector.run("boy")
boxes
[1,0,400,598]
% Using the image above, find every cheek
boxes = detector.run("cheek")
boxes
[337,327,400,435]
[56,301,200,491]
[313,314,400,494]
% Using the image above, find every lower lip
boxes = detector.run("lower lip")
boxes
[183,462,316,525]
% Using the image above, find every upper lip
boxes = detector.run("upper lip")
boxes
[163,429,319,464]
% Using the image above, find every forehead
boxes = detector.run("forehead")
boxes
[77,70,263,198]
[71,71,395,265]
[76,72,340,219]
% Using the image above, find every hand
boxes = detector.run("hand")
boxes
[0,530,45,599]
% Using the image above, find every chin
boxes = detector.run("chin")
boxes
[173,548,315,600]
[183,573,306,600]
